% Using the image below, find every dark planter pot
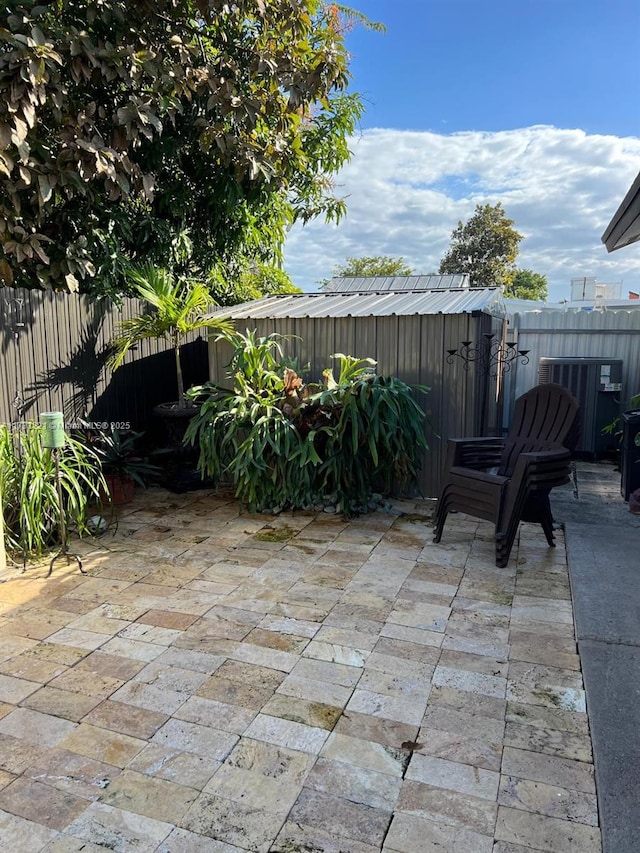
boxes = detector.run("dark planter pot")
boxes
[152,402,202,488]
[102,473,136,506]
[152,401,200,450]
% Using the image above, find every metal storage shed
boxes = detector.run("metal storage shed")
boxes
[206,287,507,499]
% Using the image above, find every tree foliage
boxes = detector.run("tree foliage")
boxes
[506,269,548,301]
[439,203,523,290]
[330,255,414,279]
[0,1,371,296]
[207,261,301,306]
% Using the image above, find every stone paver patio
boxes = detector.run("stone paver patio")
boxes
[0,488,601,852]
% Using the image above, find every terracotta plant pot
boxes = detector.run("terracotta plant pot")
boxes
[102,473,136,505]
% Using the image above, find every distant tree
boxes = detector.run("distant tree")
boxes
[439,203,523,290]
[0,1,377,299]
[207,262,301,306]
[330,255,414,280]
[506,269,548,301]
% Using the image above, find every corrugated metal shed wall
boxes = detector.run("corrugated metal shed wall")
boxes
[210,310,505,497]
[0,288,208,432]
[504,309,640,425]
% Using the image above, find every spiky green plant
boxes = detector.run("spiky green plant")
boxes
[85,425,162,488]
[0,423,107,558]
[224,329,292,395]
[108,264,233,407]
[311,357,429,507]
[186,331,430,514]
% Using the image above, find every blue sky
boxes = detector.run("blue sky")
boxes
[349,0,639,136]
[283,0,640,301]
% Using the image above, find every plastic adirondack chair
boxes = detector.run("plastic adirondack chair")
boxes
[433,383,580,567]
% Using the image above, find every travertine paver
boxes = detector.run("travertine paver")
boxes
[21,686,103,721]
[64,801,174,851]
[25,746,122,799]
[384,810,494,853]
[98,769,200,823]
[127,743,220,789]
[0,489,601,851]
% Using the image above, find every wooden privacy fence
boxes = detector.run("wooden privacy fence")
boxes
[0,287,209,434]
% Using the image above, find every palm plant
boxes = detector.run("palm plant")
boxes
[108,265,233,408]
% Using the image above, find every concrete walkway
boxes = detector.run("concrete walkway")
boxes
[552,461,640,853]
[0,487,601,852]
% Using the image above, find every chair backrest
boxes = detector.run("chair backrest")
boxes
[498,384,579,477]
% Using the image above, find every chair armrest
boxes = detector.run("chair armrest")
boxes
[449,466,508,486]
[445,437,505,470]
[508,446,572,494]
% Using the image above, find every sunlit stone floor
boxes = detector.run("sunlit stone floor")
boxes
[0,487,600,852]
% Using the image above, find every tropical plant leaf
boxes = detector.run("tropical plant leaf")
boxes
[186,330,431,515]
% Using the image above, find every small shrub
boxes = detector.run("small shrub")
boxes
[186,330,430,514]
[0,422,106,558]
[80,424,162,487]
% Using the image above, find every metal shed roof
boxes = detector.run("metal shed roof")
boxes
[324,274,470,292]
[208,287,506,320]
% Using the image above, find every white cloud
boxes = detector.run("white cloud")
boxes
[283,126,640,301]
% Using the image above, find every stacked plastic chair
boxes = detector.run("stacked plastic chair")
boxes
[433,384,580,567]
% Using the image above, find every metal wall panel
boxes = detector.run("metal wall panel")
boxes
[208,311,502,497]
[0,288,209,432]
[208,287,506,320]
[324,274,470,292]
[504,310,640,425]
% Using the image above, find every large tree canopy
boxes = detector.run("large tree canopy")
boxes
[439,203,523,290]
[0,1,371,297]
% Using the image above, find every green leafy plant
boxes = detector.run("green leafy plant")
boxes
[602,393,640,441]
[82,426,162,488]
[225,329,291,395]
[185,330,429,514]
[107,264,233,408]
[0,422,106,558]
[312,356,429,505]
